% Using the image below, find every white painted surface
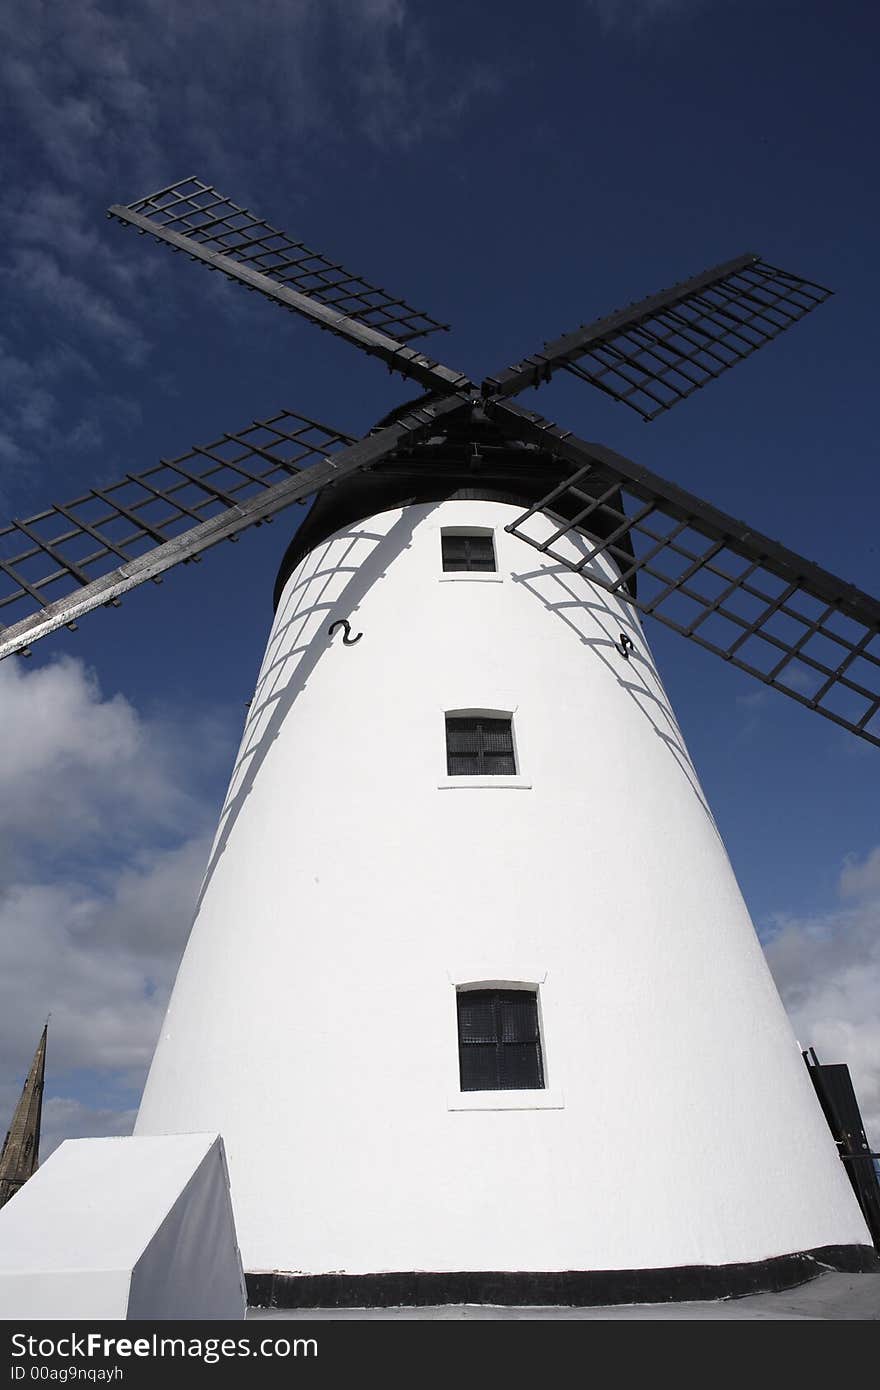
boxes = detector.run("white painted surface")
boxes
[137,500,870,1274]
[0,1134,245,1319]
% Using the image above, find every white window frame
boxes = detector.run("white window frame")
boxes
[438,526,503,583]
[438,706,531,789]
[445,971,564,1111]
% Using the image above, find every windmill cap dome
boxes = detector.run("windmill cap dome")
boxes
[273,397,636,609]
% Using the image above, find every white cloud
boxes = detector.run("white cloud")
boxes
[584,0,706,31]
[840,846,880,902]
[0,837,211,1077]
[0,433,24,466]
[763,846,880,1148]
[39,1099,138,1161]
[0,657,207,867]
[8,250,148,365]
[0,332,138,512]
[0,656,231,1156]
[0,338,62,447]
[9,188,144,294]
[1,1,498,187]
[0,1,503,490]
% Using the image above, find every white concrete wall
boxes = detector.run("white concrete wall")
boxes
[136,499,870,1274]
[0,1134,245,1319]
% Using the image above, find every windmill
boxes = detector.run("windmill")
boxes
[1,178,878,1307]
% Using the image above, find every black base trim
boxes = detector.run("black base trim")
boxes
[246,1244,878,1309]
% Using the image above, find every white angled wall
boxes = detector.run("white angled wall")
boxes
[136,499,870,1274]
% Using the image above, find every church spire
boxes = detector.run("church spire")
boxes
[0,1023,47,1208]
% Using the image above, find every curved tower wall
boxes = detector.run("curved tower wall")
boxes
[136,498,869,1274]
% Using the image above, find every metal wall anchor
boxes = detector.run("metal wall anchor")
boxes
[328,619,362,646]
[616,632,635,660]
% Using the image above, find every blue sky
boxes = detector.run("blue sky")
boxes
[1,0,878,1150]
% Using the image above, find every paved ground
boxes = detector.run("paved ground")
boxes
[249,1269,879,1320]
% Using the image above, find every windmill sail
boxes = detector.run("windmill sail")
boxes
[484,253,833,420]
[6,180,878,748]
[0,399,462,661]
[112,177,447,341]
[490,400,880,747]
[109,179,469,393]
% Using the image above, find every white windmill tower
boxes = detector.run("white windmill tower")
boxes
[1,179,878,1307]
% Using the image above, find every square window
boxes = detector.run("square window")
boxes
[445,715,515,776]
[441,531,496,573]
[457,989,545,1091]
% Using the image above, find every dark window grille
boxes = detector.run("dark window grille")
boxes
[441,532,496,573]
[445,715,515,776]
[457,989,545,1091]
